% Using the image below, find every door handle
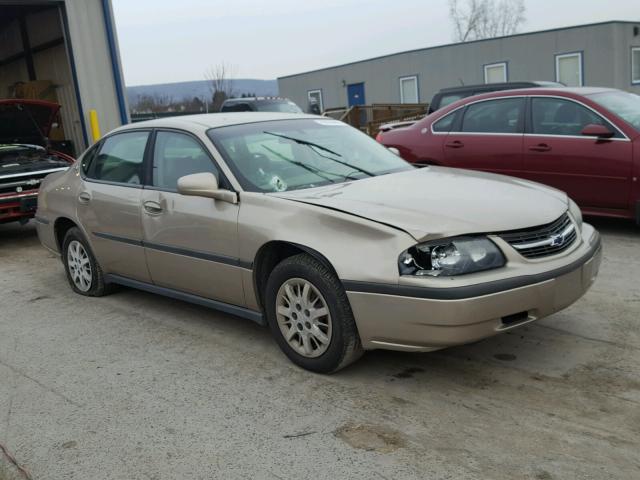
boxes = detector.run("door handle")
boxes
[143,200,163,215]
[445,140,464,149]
[78,192,91,204]
[528,143,551,152]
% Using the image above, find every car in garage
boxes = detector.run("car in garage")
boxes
[35,113,601,373]
[377,87,640,224]
[0,99,74,224]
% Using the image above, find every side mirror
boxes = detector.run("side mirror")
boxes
[581,124,614,139]
[177,172,237,204]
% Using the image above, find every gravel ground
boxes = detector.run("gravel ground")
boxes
[0,218,638,480]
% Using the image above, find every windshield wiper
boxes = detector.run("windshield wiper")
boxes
[261,145,336,184]
[264,131,342,157]
[263,131,375,177]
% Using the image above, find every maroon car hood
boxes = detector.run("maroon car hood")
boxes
[0,99,61,145]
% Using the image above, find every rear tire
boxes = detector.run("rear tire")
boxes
[265,254,363,373]
[62,227,111,297]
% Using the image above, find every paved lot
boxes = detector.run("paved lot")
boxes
[0,219,639,480]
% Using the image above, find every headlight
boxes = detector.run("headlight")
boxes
[568,199,583,231]
[399,237,505,277]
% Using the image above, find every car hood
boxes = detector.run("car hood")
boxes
[271,166,569,241]
[0,99,61,146]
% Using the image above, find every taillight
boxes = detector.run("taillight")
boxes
[375,131,383,143]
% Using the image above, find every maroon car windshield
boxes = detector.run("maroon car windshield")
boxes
[589,91,640,131]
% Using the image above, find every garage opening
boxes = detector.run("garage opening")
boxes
[0,2,86,157]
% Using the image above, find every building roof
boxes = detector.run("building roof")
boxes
[278,20,640,80]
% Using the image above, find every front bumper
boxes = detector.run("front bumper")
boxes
[0,190,38,223]
[346,224,602,352]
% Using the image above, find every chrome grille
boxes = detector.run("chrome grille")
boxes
[0,168,67,195]
[498,213,577,259]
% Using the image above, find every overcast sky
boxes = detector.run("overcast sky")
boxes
[111,0,639,86]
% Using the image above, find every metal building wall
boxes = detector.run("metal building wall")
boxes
[62,0,129,144]
[278,22,640,112]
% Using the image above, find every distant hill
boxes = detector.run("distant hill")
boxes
[126,79,279,104]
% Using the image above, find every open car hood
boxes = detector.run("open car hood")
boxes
[0,99,61,147]
[272,167,569,241]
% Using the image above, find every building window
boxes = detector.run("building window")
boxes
[555,52,583,87]
[399,75,419,103]
[307,90,323,114]
[632,47,640,85]
[484,62,507,84]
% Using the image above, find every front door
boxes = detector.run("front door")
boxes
[443,97,525,175]
[522,96,633,210]
[140,130,244,306]
[77,130,151,282]
[347,82,366,127]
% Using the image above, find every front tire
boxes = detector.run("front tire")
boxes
[62,227,110,297]
[265,254,363,373]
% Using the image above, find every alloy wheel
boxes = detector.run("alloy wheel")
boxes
[67,240,92,292]
[275,278,332,358]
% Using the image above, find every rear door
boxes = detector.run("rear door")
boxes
[522,96,633,210]
[140,129,244,306]
[77,130,151,282]
[443,97,525,175]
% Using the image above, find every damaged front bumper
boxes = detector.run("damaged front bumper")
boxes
[345,223,602,352]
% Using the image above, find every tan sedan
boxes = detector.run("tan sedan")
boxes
[35,113,602,373]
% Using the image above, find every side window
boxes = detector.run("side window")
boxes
[461,98,523,134]
[531,97,615,137]
[87,131,149,185]
[152,131,219,190]
[432,111,459,132]
[80,143,100,175]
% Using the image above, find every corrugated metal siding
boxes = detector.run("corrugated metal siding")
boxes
[63,0,126,141]
[279,22,640,111]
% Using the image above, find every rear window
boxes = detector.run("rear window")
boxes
[461,98,524,134]
[85,131,149,185]
[221,102,254,112]
[255,100,302,113]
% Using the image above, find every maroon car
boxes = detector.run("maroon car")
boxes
[377,87,640,223]
[0,99,74,224]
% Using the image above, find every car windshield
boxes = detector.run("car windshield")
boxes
[208,118,412,192]
[255,100,303,113]
[589,91,640,131]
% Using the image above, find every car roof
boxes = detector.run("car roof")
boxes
[223,97,290,103]
[112,112,320,133]
[450,86,617,103]
[436,81,557,94]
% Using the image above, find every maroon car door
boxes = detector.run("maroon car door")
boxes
[442,97,525,175]
[522,96,632,210]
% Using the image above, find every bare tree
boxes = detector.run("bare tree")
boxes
[205,62,237,111]
[449,0,525,42]
[131,93,174,113]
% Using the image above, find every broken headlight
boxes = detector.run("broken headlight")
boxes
[399,237,505,277]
